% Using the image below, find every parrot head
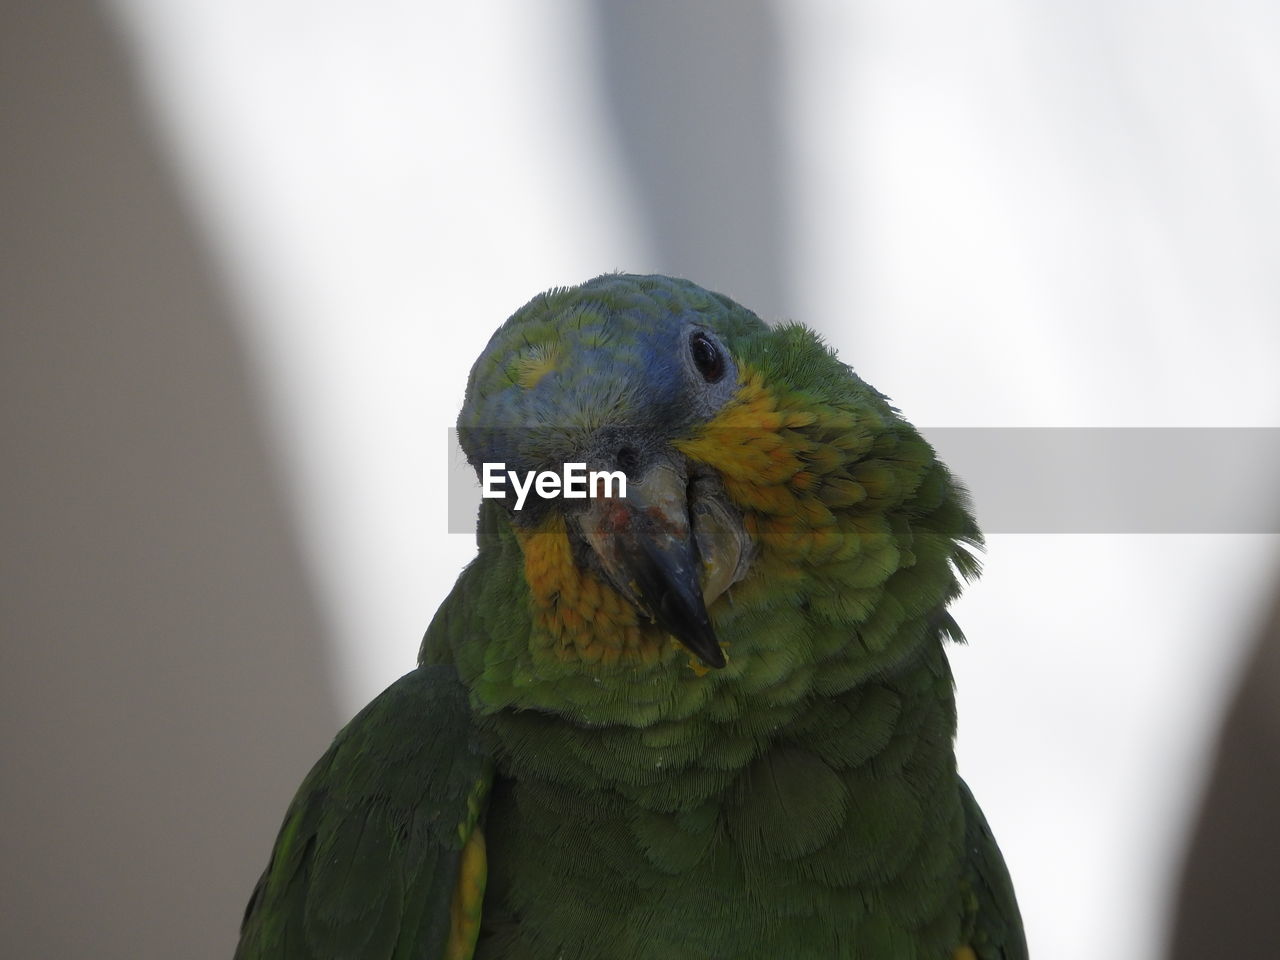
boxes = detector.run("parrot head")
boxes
[455,274,980,716]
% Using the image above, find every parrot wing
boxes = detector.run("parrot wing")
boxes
[958,778,1028,960]
[235,664,492,960]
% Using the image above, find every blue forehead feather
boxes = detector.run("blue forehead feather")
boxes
[458,274,765,472]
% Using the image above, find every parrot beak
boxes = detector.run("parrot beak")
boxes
[577,460,727,669]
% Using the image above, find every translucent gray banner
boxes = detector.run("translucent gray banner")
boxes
[445,428,1280,534]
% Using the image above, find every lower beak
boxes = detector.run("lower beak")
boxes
[578,461,726,669]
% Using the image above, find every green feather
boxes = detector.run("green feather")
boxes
[235,666,492,960]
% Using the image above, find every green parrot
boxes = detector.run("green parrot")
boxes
[235,274,1026,960]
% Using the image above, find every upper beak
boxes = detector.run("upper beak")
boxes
[577,460,726,669]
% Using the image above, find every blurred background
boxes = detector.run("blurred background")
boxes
[3,2,1278,958]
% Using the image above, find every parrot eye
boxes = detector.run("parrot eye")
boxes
[689,332,725,383]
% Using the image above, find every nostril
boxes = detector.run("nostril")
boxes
[616,446,641,473]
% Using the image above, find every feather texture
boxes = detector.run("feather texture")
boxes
[235,666,491,960]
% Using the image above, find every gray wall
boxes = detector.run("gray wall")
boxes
[1,4,338,957]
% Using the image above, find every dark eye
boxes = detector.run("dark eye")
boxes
[689,332,725,383]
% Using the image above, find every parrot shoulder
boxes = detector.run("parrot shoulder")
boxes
[235,664,493,960]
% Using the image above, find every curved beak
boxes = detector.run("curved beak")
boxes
[577,460,726,669]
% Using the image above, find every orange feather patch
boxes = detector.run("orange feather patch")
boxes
[515,516,669,666]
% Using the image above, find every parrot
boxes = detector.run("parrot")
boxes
[234,273,1026,960]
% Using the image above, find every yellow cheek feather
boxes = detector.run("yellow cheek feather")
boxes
[515,515,669,666]
[674,371,820,514]
[674,368,879,573]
